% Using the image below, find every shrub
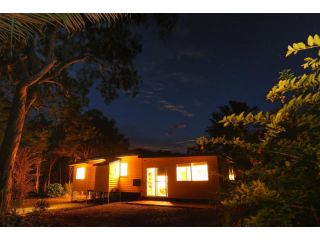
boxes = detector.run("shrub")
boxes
[46,183,65,197]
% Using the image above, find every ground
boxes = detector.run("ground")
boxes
[35,202,222,227]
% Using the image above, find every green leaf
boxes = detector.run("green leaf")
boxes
[307,35,314,46]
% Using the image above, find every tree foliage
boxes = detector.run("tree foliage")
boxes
[197,34,320,226]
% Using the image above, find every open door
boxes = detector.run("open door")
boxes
[147,167,168,197]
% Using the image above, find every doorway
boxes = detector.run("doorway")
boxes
[146,167,168,197]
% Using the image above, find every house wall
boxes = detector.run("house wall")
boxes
[141,156,219,200]
[119,156,142,193]
[72,163,96,191]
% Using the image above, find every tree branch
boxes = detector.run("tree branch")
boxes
[27,61,56,87]
[39,55,87,83]
[26,92,38,113]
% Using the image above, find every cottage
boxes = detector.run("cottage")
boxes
[70,155,220,202]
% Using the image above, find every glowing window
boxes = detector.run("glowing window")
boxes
[109,161,120,179]
[120,162,128,177]
[191,162,208,181]
[176,164,191,181]
[176,162,209,181]
[228,168,235,181]
[76,167,85,180]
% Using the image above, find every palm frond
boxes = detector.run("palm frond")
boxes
[0,13,126,45]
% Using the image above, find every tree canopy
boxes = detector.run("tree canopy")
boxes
[197,34,320,226]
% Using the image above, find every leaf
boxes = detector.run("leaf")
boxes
[314,34,320,46]
[307,35,314,46]
[298,42,306,49]
[292,43,299,50]
[288,45,294,51]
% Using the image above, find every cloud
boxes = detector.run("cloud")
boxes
[165,123,188,136]
[159,100,193,117]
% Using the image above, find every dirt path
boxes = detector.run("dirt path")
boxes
[40,202,222,227]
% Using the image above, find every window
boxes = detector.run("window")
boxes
[176,164,191,181]
[120,162,128,177]
[176,162,209,181]
[109,161,120,179]
[191,162,208,181]
[76,167,85,180]
[228,168,235,181]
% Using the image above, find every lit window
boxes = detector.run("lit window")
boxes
[191,162,208,181]
[120,162,128,177]
[176,164,191,181]
[76,167,85,180]
[228,168,235,181]
[176,162,209,181]
[109,161,120,179]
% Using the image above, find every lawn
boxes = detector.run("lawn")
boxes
[37,202,222,227]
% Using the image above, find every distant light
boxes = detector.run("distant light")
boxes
[76,167,85,180]
[228,168,235,181]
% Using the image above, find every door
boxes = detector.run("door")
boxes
[147,167,168,197]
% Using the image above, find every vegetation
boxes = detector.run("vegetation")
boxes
[197,34,320,226]
[0,13,175,214]
[46,183,65,198]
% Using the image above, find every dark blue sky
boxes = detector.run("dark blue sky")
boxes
[88,14,319,153]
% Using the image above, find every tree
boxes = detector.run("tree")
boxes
[0,13,176,214]
[207,100,258,141]
[205,101,259,170]
[0,14,129,214]
[12,148,36,208]
[197,34,320,226]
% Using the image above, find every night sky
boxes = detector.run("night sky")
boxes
[88,14,320,153]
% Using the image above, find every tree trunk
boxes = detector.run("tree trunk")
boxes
[0,83,28,214]
[35,160,41,193]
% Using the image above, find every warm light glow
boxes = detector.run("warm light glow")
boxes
[228,168,235,181]
[109,161,120,179]
[147,168,156,196]
[147,168,168,197]
[120,162,128,177]
[191,162,209,181]
[176,164,191,181]
[176,162,209,181]
[76,167,85,180]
